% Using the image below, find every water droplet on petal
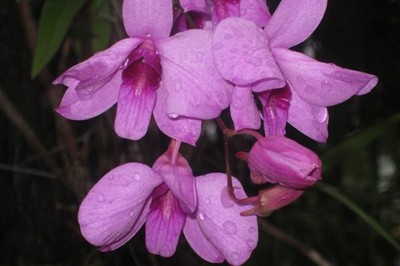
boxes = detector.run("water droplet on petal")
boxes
[122,58,130,69]
[198,212,206,220]
[168,113,179,119]
[249,227,256,234]
[312,107,328,123]
[129,211,134,217]
[231,252,240,261]
[247,239,256,249]
[321,79,332,91]
[132,172,142,181]
[212,43,224,50]
[240,8,247,15]
[195,52,204,63]
[220,186,234,208]
[205,198,211,204]
[223,221,238,235]
[108,174,115,180]
[97,193,105,202]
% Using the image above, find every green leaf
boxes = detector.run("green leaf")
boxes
[316,182,400,252]
[90,0,111,52]
[31,0,88,78]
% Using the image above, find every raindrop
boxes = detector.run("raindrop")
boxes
[97,193,105,202]
[129,211,134,217]
[247,239,256,249]
[246,56,263,67]
[231,252,240,261]
[108,174,115,180]
[132,172,142,181]
[212,43,224,50]
[198,212,206,220]
[195,52,204,63]
[223,221,238,235]
[240,8,247,15]
[321,79,332,91]
[122,58,130,69]
[312,107,328,123]
[205,198,211,204]
[168,113,179,119]
[248,227,256,234]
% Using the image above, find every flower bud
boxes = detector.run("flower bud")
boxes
[247,136,321,189]
[241,185,304,217]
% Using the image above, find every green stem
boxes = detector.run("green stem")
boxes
[316,182,400,252]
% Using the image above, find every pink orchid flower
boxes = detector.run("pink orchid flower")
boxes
[54,0,232,145]
[213,0,378,141]
[78,160,258,265]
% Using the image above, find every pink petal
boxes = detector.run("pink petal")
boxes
[183,217,225,263]
[213,17,285,88]
[288,89,329,142]
[230,86,261,131]
[153,152,197,214]
[78,163,163,251]
[56,71,120,120]
[265,0,327,48]
[122,0,173,39]
[157,29,233,120]
[274,48,378,106]
[240,0,271,27]
[194,173,258,266]
[180,0,208,12]
[54,38,141,97]
[153,84,202,146]
[145,189,186,257]
[114,81,156,140]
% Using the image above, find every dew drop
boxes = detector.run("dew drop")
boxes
[108,174,115,180]
[312,107,328,123]
[212,43,224,50]
[168,113,179,119]
[220,186,234,208]
[249,227,256,234]
[198,212,206,220]
[132,172,142,181]
[195,52,204,63]
[246,56,263,67]
[97,193,105,202]
[231,252,240,261]
[129,211,134,217]
[223,221,238,235]
[240,8,247,15]
[321,79,332,91]
[122,58,130,69]
[205,198,211,204]
[247,239,256,249]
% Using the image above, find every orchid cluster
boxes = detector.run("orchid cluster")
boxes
[54,0,378,265]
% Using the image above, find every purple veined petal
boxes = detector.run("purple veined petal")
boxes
[180,0,208,13]
[265,0,327,49]
[213,17,285,88]
[156,29,233,120]
[153,83,202,146]
[288,89,329,142]
[230,86,261,131]
[56,70,121,120]
[114,80,157,140]
[123,0,173,39]
[274,48,378,106]
[258,86,291,136]
[153,152,197,214]
[240,0,271,27]
[194,173,258,266]
[145,189,186,257]
[54,38,142,97]
[183,217,225,263]
[77,163,163,251]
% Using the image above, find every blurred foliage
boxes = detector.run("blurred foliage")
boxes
[1,0,400,265]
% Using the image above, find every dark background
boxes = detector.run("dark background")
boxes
[1,0,399,265]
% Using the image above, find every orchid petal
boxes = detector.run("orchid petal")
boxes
[183,217,225,263]
[240,0,271,27]
[288,89,329,142]
[153,84,202,146]
[213,17,285,88]
[194,173,258,266]
[114,82,156,140]
[180,0,208,13]
[145,189,186,257]
[153,152,197,214]
[78,163,163,251]
[274,48,378,106]
[265,0,327,48]
[56,71,120,120]
[230,86,261,131]
[122,0,173,39]
[157,29,233,119]
[54,38,141,97]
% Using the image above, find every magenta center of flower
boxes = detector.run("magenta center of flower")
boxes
[212,0,240,22]
[121,40,161,96]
